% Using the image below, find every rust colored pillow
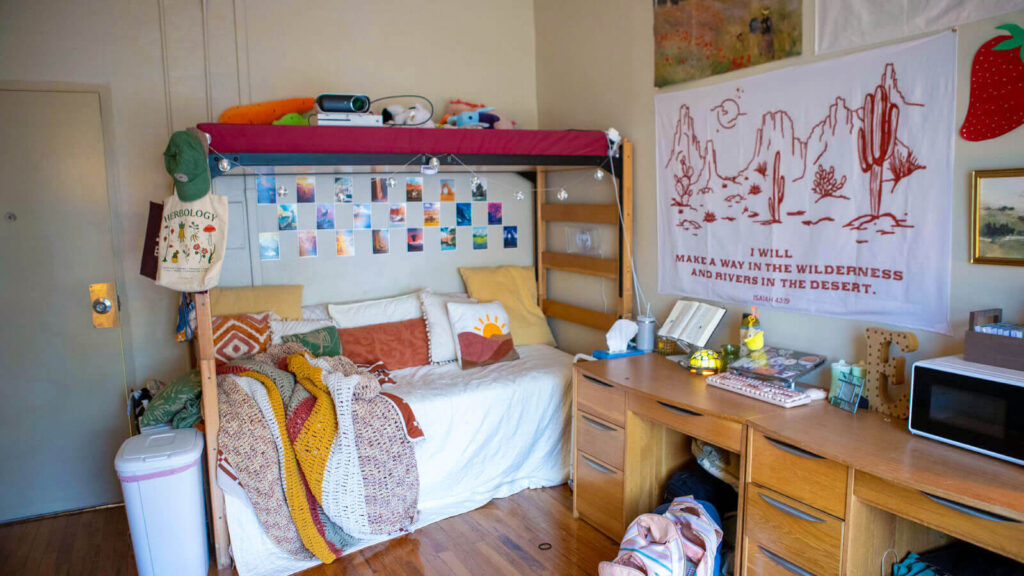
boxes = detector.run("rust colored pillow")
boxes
[336,318,430,370]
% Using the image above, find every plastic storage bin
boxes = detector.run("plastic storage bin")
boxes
[114,428,208,576]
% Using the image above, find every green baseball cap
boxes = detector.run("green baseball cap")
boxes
[163,130,210,202]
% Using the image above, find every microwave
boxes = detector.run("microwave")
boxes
[909,355,1024,466]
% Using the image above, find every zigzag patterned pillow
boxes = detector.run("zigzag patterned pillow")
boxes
[212,312,272,365]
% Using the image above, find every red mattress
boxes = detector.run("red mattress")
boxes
[196,123,608,158]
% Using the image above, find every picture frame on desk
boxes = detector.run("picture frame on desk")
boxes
[971,168,1024,266]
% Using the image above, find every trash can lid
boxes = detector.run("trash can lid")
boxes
[115,428,204,476]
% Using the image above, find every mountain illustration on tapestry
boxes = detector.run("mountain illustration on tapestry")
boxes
[666,63,926,244]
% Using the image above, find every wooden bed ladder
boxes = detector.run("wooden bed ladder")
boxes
[536,139,633,332]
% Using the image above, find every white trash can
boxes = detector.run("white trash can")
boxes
[114,428,208,576]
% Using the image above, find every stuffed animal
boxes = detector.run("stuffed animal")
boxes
[218,98,316,125]
[272,112,309,126]
[382,104,434,127]
[440,99,517,129]
[446,107,495,128]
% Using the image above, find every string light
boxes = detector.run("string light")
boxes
[557,188,568,201]
[217,157,232,173]
[471,175,480,188]
[514,190,525,201]
[429,156,441,170]
[387,176,397,188]
[277,185,289,198]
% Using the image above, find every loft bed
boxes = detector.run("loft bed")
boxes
[192,123,634,569]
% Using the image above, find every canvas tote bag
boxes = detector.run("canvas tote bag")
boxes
[155,190,228,292]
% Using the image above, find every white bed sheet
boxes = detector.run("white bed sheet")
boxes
[220,344,573,576]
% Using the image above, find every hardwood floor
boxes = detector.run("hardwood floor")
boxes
[0,485,618,575]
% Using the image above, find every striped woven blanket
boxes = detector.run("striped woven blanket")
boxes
[217,344,419,563]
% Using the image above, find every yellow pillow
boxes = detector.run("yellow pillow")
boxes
[210,285,303,319]
[459,266,555,347]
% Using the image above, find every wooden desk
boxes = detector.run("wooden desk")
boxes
[573,355,1024,576]
[572,355,789,576]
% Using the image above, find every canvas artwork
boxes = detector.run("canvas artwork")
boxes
[316,203,335,230]
[973,170,1024,265]
[407,228,424,252]
[406,177,423,202]
[440,179,456,202]
[277,204,297,231]
[334,176,353,203]
[423,202,440,227]
[336,229,354,257]
[258,232,280,260]
[257,175,277,204]
[456,202,472,226]
[372,229,390,254]
[654,0,801,87]
[655,34,956,334]
[296,176,316,203]
[371,177,389,202]
[504,225,518,249]
[353,204,372,229]
[473,226,488,250]
[441,227,457,251]
[471,178,487,201]
[390,203,407,227]
[487,202,502,225]
[297,230,318,258]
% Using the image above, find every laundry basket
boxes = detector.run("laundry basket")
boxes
[114,428,208,576]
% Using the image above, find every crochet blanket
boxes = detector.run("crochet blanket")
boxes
[217,344,419,563]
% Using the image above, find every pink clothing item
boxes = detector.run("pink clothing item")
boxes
[599,497,722,576]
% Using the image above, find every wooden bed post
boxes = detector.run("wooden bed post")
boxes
[194,291,231,569]
[620,139,634,320]
[536,167,547,306]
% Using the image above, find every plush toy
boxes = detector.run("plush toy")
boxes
[272,112,309,126]
[218,98,316,125]
[440,99,517,129]
[382,104,434,127]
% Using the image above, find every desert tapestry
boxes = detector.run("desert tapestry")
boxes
[655,34,956,333]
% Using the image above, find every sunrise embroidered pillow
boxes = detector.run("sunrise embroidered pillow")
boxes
[446,301,519,369]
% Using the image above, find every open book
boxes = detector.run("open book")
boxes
[658,300,726,348]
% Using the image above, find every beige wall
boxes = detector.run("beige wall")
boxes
[535,2,1024,385]
[0,0,538,384]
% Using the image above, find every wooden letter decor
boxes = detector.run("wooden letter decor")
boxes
[863,327,919,419]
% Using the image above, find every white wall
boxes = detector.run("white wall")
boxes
[535,2,1024,384]
[0,0,539,384]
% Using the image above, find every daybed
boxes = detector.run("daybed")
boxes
[190,124,634,571]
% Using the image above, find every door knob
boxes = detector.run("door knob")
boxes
[92,298,112,314]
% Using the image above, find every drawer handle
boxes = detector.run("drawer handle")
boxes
[758,492,825,523]
[758,546,814,576]
[657,401,702,417]
[583,375,614,388]
[582,415,615,432]
[765,437,825,460]
[921,492,1021,524]
[581,455,615,475]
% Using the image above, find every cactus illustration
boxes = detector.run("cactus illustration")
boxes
[766,151,785,223]
[857,84,900,217]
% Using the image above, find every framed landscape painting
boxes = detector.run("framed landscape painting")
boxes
[972,169,1024,266]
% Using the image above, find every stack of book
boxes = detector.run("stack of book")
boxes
[309,112,383,127]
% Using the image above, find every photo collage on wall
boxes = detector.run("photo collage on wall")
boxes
[256,174,520,260]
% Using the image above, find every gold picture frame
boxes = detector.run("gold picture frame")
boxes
[971,168,1024,266]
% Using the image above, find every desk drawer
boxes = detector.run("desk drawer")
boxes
[744,484,843,575]
[576,452,624,539]
[628,393,742,452]
[576,412,624,470]
[577,373,626,427]
[854,471,1024,563]
[745,539,820,576]
[750,431,848,518]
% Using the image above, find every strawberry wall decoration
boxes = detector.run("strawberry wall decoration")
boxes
[960,24,1024,141]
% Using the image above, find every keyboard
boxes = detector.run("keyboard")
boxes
[706,371,825,408]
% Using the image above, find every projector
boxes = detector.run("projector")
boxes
[315,94,371,114]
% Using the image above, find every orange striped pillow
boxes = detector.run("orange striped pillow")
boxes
[212,312,272,365]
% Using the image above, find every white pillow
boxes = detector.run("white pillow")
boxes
[327,291,423,329]
[301,304,331,320]
[270,318,335,344]
[446,301,519,369]
[420,291,477,364]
